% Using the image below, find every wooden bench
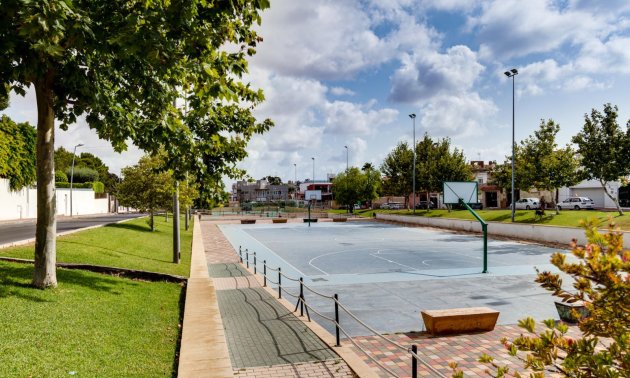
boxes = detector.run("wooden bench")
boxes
[333,217,347,222]
[240,219,256,224]
[421,307,499,336]
[272,218,287,223]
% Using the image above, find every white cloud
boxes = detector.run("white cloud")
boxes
[323,100,398,135]
[330,87,356,96]
[254,0,394,80]
[419,93,498,138]
[390,45,484,103]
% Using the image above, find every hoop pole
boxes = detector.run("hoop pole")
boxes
[460,199,488,273]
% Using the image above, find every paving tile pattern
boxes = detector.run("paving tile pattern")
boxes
[202,222,240,264]
[200,220,357,377]
[209,262,252,278]
[215,286,337,368]
[351,324,582,378]
[233,360,356,377]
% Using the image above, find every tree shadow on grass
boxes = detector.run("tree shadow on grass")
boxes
[58,240,171,264]
[105,222,155,233]
[0,262,138,302]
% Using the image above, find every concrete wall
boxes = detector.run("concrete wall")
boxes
[0,179,37,220]
[0,178,109,220]
[376,213,630,248]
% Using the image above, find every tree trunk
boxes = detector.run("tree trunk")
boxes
[33,77,57,288]
[150,209,155,231]
[555,189,560,215]
[600,180,624,215]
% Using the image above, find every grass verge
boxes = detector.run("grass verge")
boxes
[330,208,630,230]
[0,216,192,276]
[0,261,183,377]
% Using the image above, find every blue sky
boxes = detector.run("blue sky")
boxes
[3,0,630,188]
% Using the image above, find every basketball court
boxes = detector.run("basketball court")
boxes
[218,221,567,337]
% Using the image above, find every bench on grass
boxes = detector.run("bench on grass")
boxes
[240,219,256,224]
[421,307,499,336]
[272,218,288,223]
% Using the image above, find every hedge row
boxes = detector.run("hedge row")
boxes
[55,181,105,193]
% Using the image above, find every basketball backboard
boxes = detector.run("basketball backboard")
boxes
[443,182,479,204]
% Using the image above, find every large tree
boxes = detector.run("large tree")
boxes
[572,104,630,215]
[333,166,380,210]
[415,134,471,208]
[380,142,413,204]
[117,155,173,231]
[1,0,271,287]
[510,119,582,206]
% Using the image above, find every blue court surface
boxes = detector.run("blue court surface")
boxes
[218,221,568,336]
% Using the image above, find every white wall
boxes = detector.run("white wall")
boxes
[377,213,630,248]
[0,178,109,220]
[0,179,36,220]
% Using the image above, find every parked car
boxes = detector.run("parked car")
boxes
[558,197,595,210]
[381,202,403,210]
[414,201,435,209]
[514,198,540,210]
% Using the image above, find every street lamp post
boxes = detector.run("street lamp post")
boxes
[312,157,315,183]
[69,143,84,217]
[409,114,416,214]
[504,68,518,222]
[344,145,348,212]
[293,163,297,200]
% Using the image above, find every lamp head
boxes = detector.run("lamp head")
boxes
[511,68,518,74]
[76,143,84,147]
[409,113,416,119]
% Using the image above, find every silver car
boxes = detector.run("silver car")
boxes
[514,198,540,210]
[558,197,595,210]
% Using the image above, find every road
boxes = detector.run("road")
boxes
[0,213,144,246]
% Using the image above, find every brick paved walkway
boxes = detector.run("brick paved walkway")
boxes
[201,221,357,377]
[350,323,582,377]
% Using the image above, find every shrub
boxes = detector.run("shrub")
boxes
[453,218,629,377]
[65,166,99,183]
[91,181,105,193]
[55,170,68,183]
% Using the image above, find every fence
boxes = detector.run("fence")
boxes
[237,246,446,378]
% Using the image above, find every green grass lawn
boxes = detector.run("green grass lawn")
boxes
[332,208,630,230]
[0,261,182,377]
[0,216,192,276]
[0,215,192,376]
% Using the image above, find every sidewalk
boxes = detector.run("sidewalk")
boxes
[179,221,356,377]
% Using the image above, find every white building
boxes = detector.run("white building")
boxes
[0,178,110,221]
[558,179,629,209]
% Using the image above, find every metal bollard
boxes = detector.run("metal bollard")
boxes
[246,249,249,269]
[299,277,304,317]
[278,267,282,299]
[263,260,267,287]
[253,252,257,274]
[334,293,340,347]
[411,345,418,378]
[239,246,243,263]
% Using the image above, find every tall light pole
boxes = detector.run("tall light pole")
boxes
[409,114,416,214]
[504,68,518,222]
[312,157,315,183]
[69,143,84,217]
[293,163,297,200]
[344,145,348,212]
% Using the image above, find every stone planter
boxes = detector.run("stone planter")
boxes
[333,218,347,222]
[272,218,287,223]
[240,219,256,224]
[555,301,589,323]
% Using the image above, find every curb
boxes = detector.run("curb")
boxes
[0,215,144,250]
[0,257,187,283]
